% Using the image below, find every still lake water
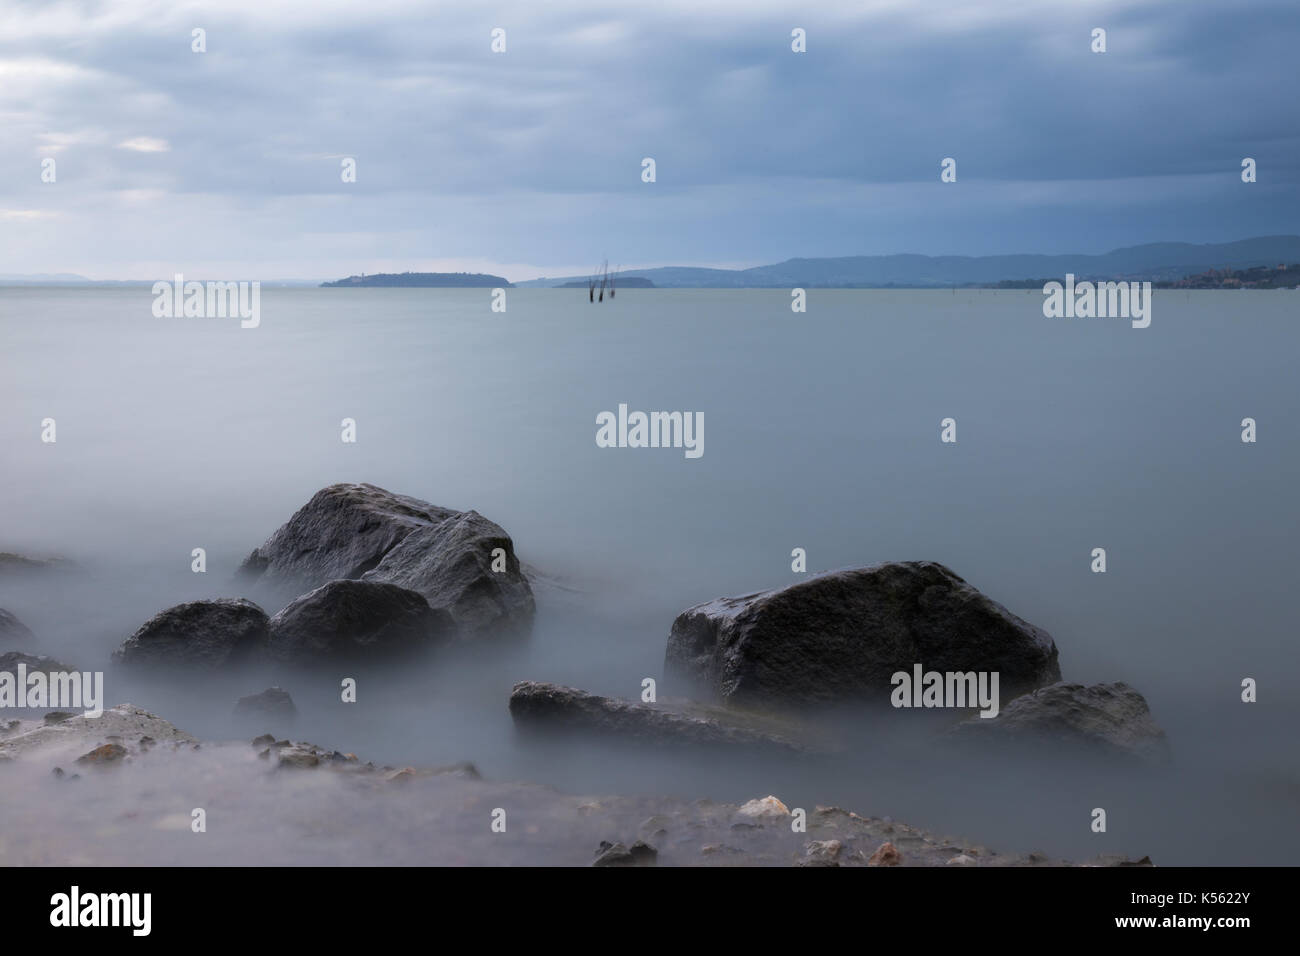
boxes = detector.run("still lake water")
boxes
[2,286,1297,864]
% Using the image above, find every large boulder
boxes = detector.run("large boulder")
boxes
[0,609,34,643]
[361,510,534,638]
[950,681,1169,761]
[508,681,818,754]
[664,562,1061,710]
[239,483,456,587]
[113,599,270,670]
[240,483,533,639]
[266,580,455,664]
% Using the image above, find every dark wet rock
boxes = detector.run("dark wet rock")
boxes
[665,561,1061,710]
[113,599,269,670]
[266,579,455,663]
[239,483,533,639]
[239,483,457,587]
[0,609,35,643]
[43,711,74,725]
[234,686,296,722]
[950,681,1169,761]
[593,839,658,867]
[0,651,76,674]
[361,510,534,639]
[508,681,818,754]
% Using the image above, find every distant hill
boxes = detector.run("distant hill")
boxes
[515,237,1300,289]
[322,272,511,288]
[0,273,92,284]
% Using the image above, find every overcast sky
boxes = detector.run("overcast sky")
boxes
[1,0,1296,281]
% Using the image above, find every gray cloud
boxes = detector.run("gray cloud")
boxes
[1,0,1296,279]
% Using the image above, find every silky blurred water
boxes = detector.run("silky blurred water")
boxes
[1,286,1297,864]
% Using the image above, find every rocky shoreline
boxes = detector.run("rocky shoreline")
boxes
[0,481,1167,865]
[0,704,1152,867]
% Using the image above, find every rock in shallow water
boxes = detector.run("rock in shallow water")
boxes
[239,483,533,639]
[508,681,818,753]
[266,579,455,664]
[950,681,1169,761]
[234,686,296,722]
[361,510,534,639]
[113,598,269,670]
[592,839,658,867]
[0,553,72,575]
[664,561,1061,710]
[240,482,456,586]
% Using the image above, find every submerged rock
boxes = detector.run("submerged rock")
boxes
[950,681,1169,761]
[0,608,35,643]
[239,483,533,639]
[0,553,71,575]
[113,599,270,670]
[234,686,296,722]
[592,840,658,867]
[361,510,534,639]
[266,579,455,663]
[508,681,817,754]
[664,562,1061,710]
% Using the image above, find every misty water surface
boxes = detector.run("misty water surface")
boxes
[1,287,1297,865]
